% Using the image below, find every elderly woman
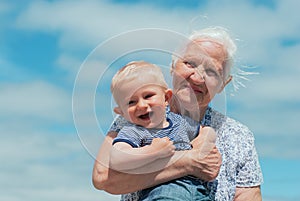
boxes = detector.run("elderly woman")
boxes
[92,27,263,201]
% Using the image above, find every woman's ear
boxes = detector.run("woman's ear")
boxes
[113,107,123,115]
[224,75,233,87]
[164,89,173,106]
[170,60,175,74]
[218,75,232,93]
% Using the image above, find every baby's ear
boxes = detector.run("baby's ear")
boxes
[164,89,173,105]
[113,107,123,115]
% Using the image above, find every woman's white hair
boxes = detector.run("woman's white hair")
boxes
[172,26,257,93]
[189,26,237,68]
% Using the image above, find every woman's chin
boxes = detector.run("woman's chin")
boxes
[176,98,200,112]
[184,103,200,112]
[176,90,198,108]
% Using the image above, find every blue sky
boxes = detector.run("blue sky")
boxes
[1,0,300,200]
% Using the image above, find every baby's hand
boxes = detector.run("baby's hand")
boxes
[151,137,175,158]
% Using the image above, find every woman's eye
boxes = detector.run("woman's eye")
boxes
[205,68,218,77]
[184,61,196,68]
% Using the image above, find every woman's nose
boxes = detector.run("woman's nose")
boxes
[190,68,205,85]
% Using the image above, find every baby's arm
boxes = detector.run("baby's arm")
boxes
[110,137,175,172]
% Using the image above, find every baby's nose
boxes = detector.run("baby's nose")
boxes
[137,99,148,109]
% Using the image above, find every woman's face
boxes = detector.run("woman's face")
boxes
[172,40,227,112]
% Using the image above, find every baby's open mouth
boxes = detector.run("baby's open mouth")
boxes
[139,112,153,120]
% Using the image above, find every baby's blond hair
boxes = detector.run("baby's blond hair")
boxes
[111,61,168,103]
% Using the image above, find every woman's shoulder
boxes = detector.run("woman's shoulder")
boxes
[109,115,131,133]
[211,109,256,159]
[209,108,253,138]
[168,111,198,126]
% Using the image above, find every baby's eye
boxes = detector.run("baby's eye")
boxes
[145,94,155,99]
[128,100,136,105]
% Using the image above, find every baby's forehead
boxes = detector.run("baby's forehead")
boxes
[117,66,167,88]
[132,83,165,94]
[115,83,165,104]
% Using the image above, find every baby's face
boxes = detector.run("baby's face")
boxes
[116,82,169,129]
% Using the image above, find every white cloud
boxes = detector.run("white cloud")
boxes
[0,1,12,14]
[226,70,300,159]
[14,0,300,49]
[15,0,193,50]
[56,53,82,82]
[16,0,300,94]
[0,76,117,199]
[0,124,120,201]
[0,80,71,123]
[0,57,30,81]
[15,0,300,82]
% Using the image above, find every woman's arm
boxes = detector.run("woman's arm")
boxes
[233,126,263,200]
[92,131,188,194]
[234,186,262,201]
[92,131,221,194]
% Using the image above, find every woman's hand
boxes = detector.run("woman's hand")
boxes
[188,126,222,181]
[191,126,217,158]
[187,146,221,181]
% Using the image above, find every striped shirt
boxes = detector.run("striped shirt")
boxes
[113,111,199,151]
